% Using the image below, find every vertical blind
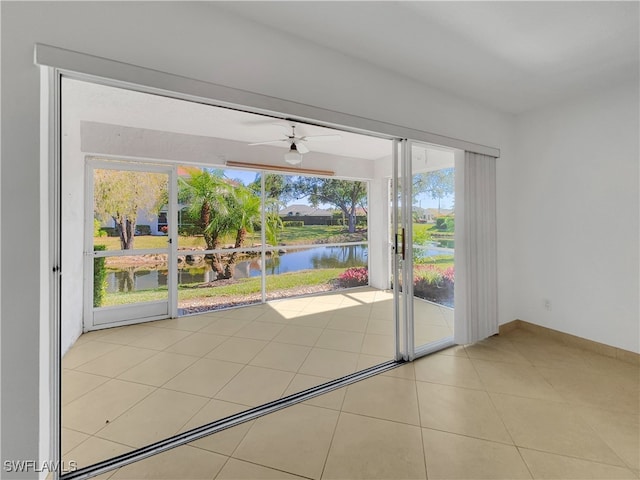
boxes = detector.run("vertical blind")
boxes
[454,152,498,344]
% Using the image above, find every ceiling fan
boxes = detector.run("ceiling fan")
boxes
[249,124,341,165]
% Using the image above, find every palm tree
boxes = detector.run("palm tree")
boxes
[264,200,284,248]
[179,170,234,277]
[229,186,261,249]
[224,186,262,277]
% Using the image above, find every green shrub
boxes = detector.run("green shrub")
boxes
[178,225,202,236]
[93,245,107,307]
[93,219,102,237]
[444,216,455,231]
[136,224,151,235]
[412,225,433,246]
[435,216,454,232]
[100,227,118,237]
[283,220,304,227]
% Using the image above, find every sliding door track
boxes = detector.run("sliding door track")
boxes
[62,359,404,480]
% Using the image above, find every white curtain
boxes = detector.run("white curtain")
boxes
[454,151,498,344]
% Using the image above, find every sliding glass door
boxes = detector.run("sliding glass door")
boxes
[393,140,455,360]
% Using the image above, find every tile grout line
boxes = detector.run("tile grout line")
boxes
[514,445,535,479]
[317,407,343,480]
[93,324,244,458]
[63,340,123,370]
[61,370,112,407]
[214,456,315,480]
[515,444,638,472]
[420,425,523,448]
[571,408,640,472]
[413,367,430,480]
[467,348,521,452]
[475,353,632,472]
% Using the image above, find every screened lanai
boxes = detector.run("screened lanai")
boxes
[61,78,456,471]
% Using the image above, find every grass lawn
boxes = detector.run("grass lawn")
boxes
[94,225,367,251]
[102,268,346,306]
[95,235,203,250]
[278,225,366,244]
[413,223,454,244]
[415,254,454,270]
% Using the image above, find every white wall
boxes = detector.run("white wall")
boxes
[511,80,639,353]
[1,2,514,474]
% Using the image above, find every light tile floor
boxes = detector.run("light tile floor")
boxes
[63,288,453,470]
[62,291,639,479]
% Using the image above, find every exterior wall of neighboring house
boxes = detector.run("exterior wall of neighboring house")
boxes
[414,208,453,223]
[99,212,164,235]
[279,205,368,227]
[280,204,334,225]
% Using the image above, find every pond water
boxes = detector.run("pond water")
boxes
[413,244,455,260]
[106,244,370,293]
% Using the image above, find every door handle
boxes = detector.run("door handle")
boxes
[394,228,406,260]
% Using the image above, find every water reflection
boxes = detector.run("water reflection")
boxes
[107,245,368,293]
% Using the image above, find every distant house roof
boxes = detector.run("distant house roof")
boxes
[177,166,201,177]
[354,207,367,216]
[279,204,333,217]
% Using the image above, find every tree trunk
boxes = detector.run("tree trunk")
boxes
[211,253,226,279]
[118,268,135,292]
[200,201,214,250]
[234,228,246,249]
[347,208,356,233]
[116,217,136,250]
[223,262,235,280]
[225,227,247,272]
[125,219,136,250]
[208,237,226,280]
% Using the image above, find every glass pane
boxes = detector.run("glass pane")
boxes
[98,254,169,307]
[264,173,368,247]
[411,145,455,349]
[177,250,262,314]
[177,166,262,250]
[93,168,169,251]
[264,244,368,302]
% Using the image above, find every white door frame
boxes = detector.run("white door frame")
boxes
[393,139,456,361]
[392,138,418,361]
[84,158,177,331]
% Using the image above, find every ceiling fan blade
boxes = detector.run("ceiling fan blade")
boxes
[248,139,289,146]
[301,134,342,142]
[296,142,310,154]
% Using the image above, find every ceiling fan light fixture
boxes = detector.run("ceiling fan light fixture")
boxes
[284,143,303,165]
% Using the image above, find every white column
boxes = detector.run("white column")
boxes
[368,158,392,290]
